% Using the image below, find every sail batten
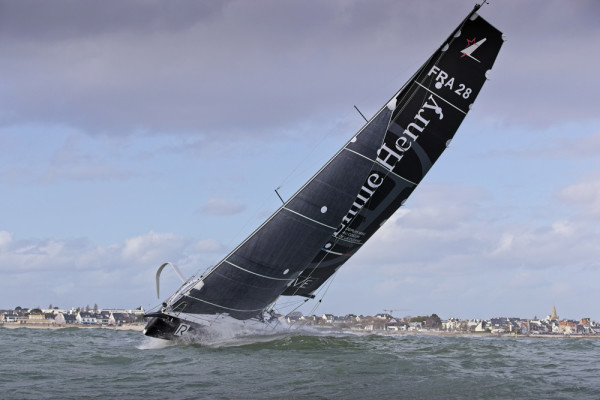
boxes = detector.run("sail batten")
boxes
[223,260,295,281]
[343,147,418,186]
[282,207,337,230]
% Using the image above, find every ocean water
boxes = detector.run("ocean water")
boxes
[1,327,599,400]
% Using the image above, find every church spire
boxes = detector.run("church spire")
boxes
[550,305,558,320]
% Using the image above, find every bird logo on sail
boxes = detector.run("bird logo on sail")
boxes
[460,37,486,63]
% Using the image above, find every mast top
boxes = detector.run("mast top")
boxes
[474,1,490,12]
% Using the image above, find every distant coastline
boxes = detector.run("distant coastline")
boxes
[3,306,599,338]
[0,322,144,331]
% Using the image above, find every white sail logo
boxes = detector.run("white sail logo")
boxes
[376,94,444,172]
[460,37,486,63]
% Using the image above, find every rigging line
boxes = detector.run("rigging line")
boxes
[275,111,349,193]
[276,296,308,307]
[206,314,223,328]
[274,187,285,204]
[354,105,368,122]
[278,297,310,312]
[307,268,341,317]
[274,299,307,311]
[276,303,305,312]
[262,303,284,332]
[280,299,313,329]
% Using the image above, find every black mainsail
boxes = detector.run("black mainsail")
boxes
[144,4,503,339]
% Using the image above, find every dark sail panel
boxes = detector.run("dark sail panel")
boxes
[284,10,503,297]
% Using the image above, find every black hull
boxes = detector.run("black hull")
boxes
[143,314,198,341]
[143,312,283,341]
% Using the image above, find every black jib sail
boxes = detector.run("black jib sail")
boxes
[144,4,503,336]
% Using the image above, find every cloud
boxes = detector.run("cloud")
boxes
[0,231,12,250]
[0,1,229,41]
[557,175,600,218]
[0,236,95,273]
[122,231,189,264]
[0,230,228,309]
[191,238,224,253]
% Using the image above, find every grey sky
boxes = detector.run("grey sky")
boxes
[2,0,599,137]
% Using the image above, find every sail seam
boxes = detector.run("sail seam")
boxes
[415,82,467,114]
[224,260,293,281]
[282,207,337,230]
[184,294,265,313]
[343,148,418,185]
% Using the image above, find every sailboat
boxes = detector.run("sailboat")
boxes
[143,3,504,340]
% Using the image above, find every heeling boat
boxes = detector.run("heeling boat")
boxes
[143,3,504,340]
